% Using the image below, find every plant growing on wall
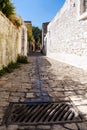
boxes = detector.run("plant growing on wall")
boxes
[26,24,34,43]
[0,55,28,77]
[0,0,22,28]
[26,23,35,52]
[10,15,22,27]
[0,0,15,18]
[0,0,9,10]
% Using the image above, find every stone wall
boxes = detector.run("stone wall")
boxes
[46,0,87,70]
[0,11,27,69]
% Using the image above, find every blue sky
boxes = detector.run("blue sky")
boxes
[12,0,65,28]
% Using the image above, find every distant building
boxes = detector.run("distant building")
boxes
[24,21,35,53]
[24,21,32,36]
[17,17,28,56]
[42,22,49,55]
[24,21,32,24]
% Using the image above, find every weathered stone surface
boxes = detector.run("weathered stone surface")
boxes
[10,92,25,97]
[9,97,20,102]
[0,53,87,130]
[0,11,27,69]
[7,125,18,130]
[26,93,35,98]
[77,122,87,130]
[17,126,35,130]
[36,125,51,130]
[0,126,6,130]
[53,124,78,130]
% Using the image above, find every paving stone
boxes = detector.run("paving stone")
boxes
[64,91,76,96]
[19,98,26,102]
[49,92,65,97]
[12,84,22,88]
[77,105,87,118]
[77,122,87,130]
[69,96,82,101]
[10,92,25,97]
[77,84,87,90]
[9,97,19,102]
[52,97,70,101]
[18,126,35,130]
[53,87,64,91]
[36,125,51,130]
[3,82,12,88]
[16,88,28,93]
[76,90,85,95]
[7,125,18,130]
[0,102,9,107]
[53,124,78,130]
[64,123,79,130]
[0,52,87,129]
[8,87,20,92]
[21,83,32,88]
[73,100,82,106]
[26,93,35,98]
[0,126,6,130]
[0,92,9,99]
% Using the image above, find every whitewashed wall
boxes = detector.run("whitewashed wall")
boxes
[46,0,87,70]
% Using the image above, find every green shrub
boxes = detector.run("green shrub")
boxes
[14,19,21,27]
[0,56,28,77]
[0,0,15,18]
[0,69,5,76]
[17,55,28,64]
[3,62,20,73]
[0,62,20,77]
[0,0,22,28]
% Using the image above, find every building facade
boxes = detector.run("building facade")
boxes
[42,22,49,55]
[46,0,87,70]
[25,21,35,53]
[17,18,28,56]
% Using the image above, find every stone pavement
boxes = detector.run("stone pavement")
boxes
[0,52,87,130]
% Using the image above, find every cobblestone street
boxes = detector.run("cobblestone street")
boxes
[0,52,87,130]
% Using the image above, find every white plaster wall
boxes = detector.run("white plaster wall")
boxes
[46,0,87,70]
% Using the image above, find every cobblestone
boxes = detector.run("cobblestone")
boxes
[7,125,18,130]
[53,124,78,130]
[26,92,35,98]
[0,52,87,129]
[0,126,6,130]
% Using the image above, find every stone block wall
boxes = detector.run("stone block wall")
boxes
[46,0,87,70]
[0,11,27,69]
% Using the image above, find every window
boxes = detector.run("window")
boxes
[84,0,87,12]
[78,0,87,20]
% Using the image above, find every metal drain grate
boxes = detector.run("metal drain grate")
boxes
[3,102,83,125]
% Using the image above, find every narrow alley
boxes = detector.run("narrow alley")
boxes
[0,52,87,130]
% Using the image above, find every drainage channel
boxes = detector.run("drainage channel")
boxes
[3,101,84,126]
